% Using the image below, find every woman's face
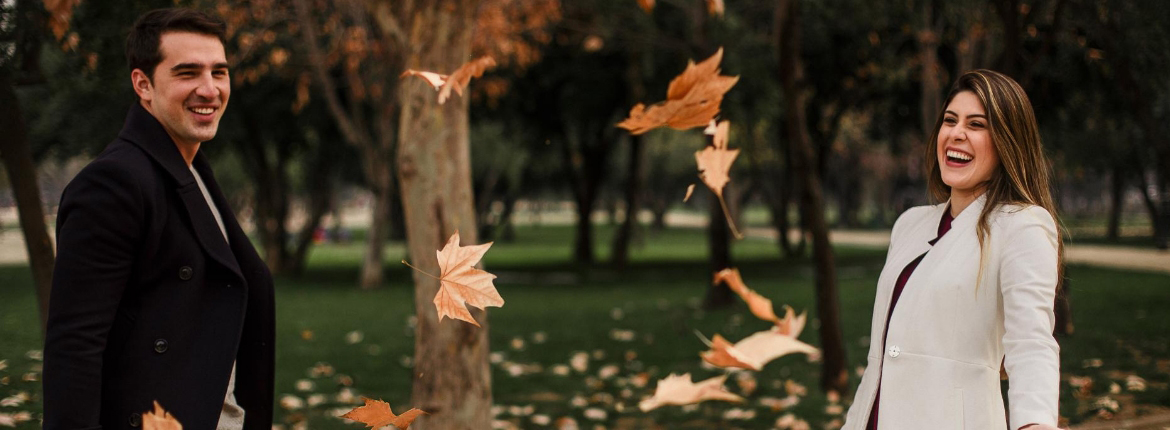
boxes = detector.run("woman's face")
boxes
[937,91,999,196]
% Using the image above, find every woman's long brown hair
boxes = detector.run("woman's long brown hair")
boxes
[924,69,1065,289]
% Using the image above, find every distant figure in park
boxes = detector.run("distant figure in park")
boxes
[842,70,1063,430]
[44,8,274,430]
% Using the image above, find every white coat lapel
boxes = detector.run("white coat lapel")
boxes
[894,194,988,311]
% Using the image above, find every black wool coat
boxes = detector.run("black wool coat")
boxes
[44,103,275,430]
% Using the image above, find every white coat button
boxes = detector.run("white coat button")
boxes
[887,345,901,358]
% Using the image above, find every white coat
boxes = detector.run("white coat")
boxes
[842,195,1060,430]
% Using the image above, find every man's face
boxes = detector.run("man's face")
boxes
[132,31,230,148]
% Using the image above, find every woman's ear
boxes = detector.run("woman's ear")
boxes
[131,69,153,102]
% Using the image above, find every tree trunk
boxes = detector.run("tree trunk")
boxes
[777,0,848,395]
[1107,164,1124,241]
[704,194,734,309]
[0,74,54,334]
[611,134,644,268]
[359,176,392,289]
[397,1,491,428]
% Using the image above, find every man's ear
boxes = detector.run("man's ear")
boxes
[131,69,153,102]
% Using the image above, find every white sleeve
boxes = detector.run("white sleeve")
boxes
[999,206,1061,429]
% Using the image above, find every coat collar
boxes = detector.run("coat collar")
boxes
[119,102,245,282]
[118,102,199,187]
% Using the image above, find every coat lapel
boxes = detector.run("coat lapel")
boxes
[894,194,987,312]
[118,103,244,282]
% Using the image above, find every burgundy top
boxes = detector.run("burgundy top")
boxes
[867,206,954,430]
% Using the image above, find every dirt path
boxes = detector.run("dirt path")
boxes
[740,227,1170,275]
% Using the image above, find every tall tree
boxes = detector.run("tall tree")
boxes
[394,1,488,427]
[776,0,848,394]
[0,0,61,332]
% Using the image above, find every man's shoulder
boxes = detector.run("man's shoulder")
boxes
[67,139,160,193]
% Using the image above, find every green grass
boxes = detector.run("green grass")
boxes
[1,223,1168,428]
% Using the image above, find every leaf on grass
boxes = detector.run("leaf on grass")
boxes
[638,373,743,411]
[142,401,182,430]
[341,397,427,429]
[637,0,655,14]
[713,268,780,325]
[617,48,738,134]
[433,231,503,327]
[399,57,497,105]
[700,328,820,371]
[683,184,696,202]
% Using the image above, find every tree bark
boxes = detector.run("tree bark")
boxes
[0,74,54,334]
[1107,164,1124,241]
[704,193,734,309]
[397,1,491,428]
[777,0,848,395]
[611,134,643,268]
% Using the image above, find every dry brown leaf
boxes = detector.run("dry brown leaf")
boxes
[774,305,808,338]
[439,56,497,104]
[713,268,780,324]
[433,231,503,327]
[617,48,738,134]
[42,0,80,40]
[701,328,820,371]
[142,401,182,430]
[399,70,448,90]
[699,334,754,369]
[638,373,744,411]
[695,120,743,238]
[637,0,655,14]
[706,0,725,17]
[683,184,696,202]
[341,397,427,429]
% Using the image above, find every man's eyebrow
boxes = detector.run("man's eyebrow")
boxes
[169,62,231,71]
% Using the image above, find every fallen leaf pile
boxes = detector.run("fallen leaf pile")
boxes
[400,56,498,104]
[617,48,738,135]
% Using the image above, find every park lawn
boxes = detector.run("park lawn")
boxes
[0,223,1166,429]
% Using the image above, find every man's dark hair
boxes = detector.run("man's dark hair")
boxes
[126,8,227,80]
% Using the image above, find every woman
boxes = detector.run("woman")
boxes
[842,70,1064,430]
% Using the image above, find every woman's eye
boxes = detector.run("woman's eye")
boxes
[970,122,984,128]
[943,117,957,124]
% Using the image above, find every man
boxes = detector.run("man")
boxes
[44,8,274,430]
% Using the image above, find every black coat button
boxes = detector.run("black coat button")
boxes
[179,266,193,280]
[128,412,142,427]
[154,339,168,354]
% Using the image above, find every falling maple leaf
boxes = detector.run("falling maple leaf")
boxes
[341,397,427,429]
[638,373,744,411]
[637,0,655,14]
[417,231,504,327]
[695,120,743,238]
[399,56,497,105]
[617,48,738,134]
[399,70,448,90]
[713,268,781,325]
[142,401,182,430]
[683,184,696,202]
[700,327,819,371]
